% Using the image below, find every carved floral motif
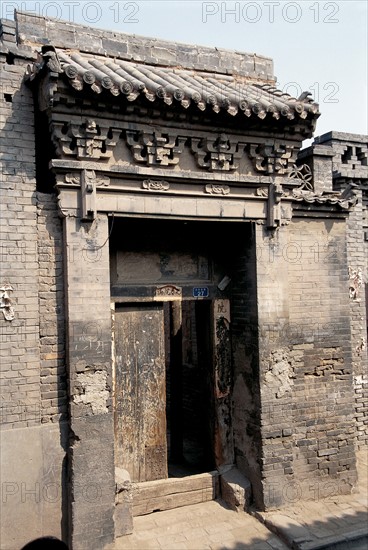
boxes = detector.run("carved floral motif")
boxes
[155,285,182,300]
[63,172,109,187]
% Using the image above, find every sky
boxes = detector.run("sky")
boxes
[2,0,367,141]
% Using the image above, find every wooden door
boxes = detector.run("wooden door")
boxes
[114,303,167,482]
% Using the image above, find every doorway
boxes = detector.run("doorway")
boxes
[114,298,216,483]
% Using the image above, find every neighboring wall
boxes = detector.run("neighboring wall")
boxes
[0,20,67,548]
[346,190,368,449]
[314,132,368,450]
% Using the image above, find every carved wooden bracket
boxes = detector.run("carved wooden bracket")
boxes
[126,131,186,166]
[191,134,243,171]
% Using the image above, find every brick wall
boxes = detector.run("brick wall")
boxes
[0,27,40,431]
[255,219,357,509]
[312,131,368,450]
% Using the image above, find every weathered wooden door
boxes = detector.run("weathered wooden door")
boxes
[114,304,167,482]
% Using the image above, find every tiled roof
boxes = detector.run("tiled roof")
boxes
[28,46,319,122]
[292,188,358,209]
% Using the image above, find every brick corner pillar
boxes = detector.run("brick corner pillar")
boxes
[255,224,291,510]
[63,214,115,549]
[297,144,335,194]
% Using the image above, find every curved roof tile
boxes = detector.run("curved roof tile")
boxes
[27,46,320,123]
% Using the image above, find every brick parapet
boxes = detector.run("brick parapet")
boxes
[12,10,274,81]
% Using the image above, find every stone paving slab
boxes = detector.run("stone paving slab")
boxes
[108,499,289,550]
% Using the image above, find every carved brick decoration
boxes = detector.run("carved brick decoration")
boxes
[52,119,120,160]
[0,284,15,321]
[126,131,186,166]
[55,171,109,219]
[63,172,110,188]
[191,134,242,171]
[142,179,170,191]
[248,142,297,174]
[154,285,182,300]
[205,184,230,195]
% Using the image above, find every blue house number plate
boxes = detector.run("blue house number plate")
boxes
[193,287,209,298]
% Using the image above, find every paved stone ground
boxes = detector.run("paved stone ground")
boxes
[109,450,367,550]
[256,449,368,549]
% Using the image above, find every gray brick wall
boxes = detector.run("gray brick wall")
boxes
[0,41,67,549]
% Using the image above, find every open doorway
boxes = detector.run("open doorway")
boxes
[165,300,215,478]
